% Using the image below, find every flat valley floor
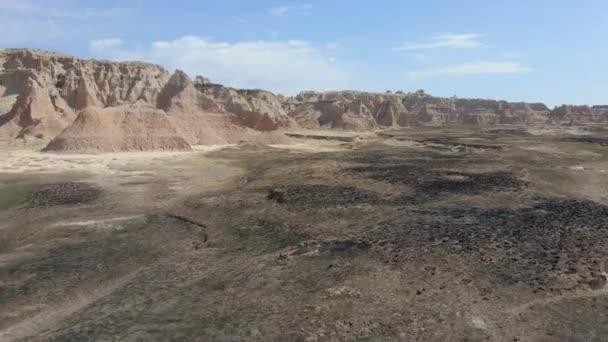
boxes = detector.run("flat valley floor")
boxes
[1,126,608,341]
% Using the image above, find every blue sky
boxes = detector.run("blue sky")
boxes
[1,0,607,106]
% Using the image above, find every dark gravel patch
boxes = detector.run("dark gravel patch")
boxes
[268,168,526,208]
[369,198,608,289]
[268,185,384,208]
[31,182,102,207]
[486,128,531,136]
[564,137,608,146]
[399,138,503,151]
[350,163,526,203]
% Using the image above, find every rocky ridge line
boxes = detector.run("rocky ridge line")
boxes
[0,49,606,151]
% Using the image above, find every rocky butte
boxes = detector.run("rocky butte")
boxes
[0,48,606,152]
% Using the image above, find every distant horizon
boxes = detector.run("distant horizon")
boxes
[2,1,606,107]
[7,47,607,109]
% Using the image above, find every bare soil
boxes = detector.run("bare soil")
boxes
[1,126,608,341]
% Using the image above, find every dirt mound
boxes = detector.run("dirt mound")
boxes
[44,104,192,152]
[31,182,101,207]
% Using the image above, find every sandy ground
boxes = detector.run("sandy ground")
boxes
[0,140,356,175]
[0,145,233,174]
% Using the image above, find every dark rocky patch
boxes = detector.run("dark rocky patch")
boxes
[589,275,607,290]
[350,162,526,203]
[0,230,151,305]
[30,182,102,207]
[411,170,526,201]
[349,147,474,170]
[233,218,310,253]
[268,168,526,208]
[395,137,503,151]
[486,128,531,136]
[564,137,608,146]
[369,198,608,289]
[120,181,151,186]
[280,239,372,259]
[267,185,384,208]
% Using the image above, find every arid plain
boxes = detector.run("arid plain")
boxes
[2,126,608,341]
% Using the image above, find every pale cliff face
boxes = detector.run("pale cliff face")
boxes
[0,49,171,140]
[0,49,296,149]
[0,48,606,151]
[285,91,553,129]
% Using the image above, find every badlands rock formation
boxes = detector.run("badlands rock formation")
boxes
[43,104,192,152]
[0,48,606,152]
[550,105,608,124]
[0,49,294,150]
[286,90,552,129]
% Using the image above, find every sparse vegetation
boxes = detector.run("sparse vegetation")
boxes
[2,127,608,341]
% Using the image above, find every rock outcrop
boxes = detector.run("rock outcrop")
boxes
[0,48,169,142]
[157,70,295,145]
[1,48,607,152]
[0,76,76,140]
[286,90,551,129]
[44,104,192,152]
[0,49,294,151]
[550,105,608,124]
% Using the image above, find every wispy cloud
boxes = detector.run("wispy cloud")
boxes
[270,4,314,16]
[89,36,350,95]
[406,61,532,80]
[393,33,483,51]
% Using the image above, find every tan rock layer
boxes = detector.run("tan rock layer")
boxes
[43,104,192,153]
[1,48,607,152]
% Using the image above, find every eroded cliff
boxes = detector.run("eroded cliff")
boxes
[0,48,606,152]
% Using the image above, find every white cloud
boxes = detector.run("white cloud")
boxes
[89,36,351,95]
[393,33,483,51]
[406,61,532,80]
[270,4,314,16]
